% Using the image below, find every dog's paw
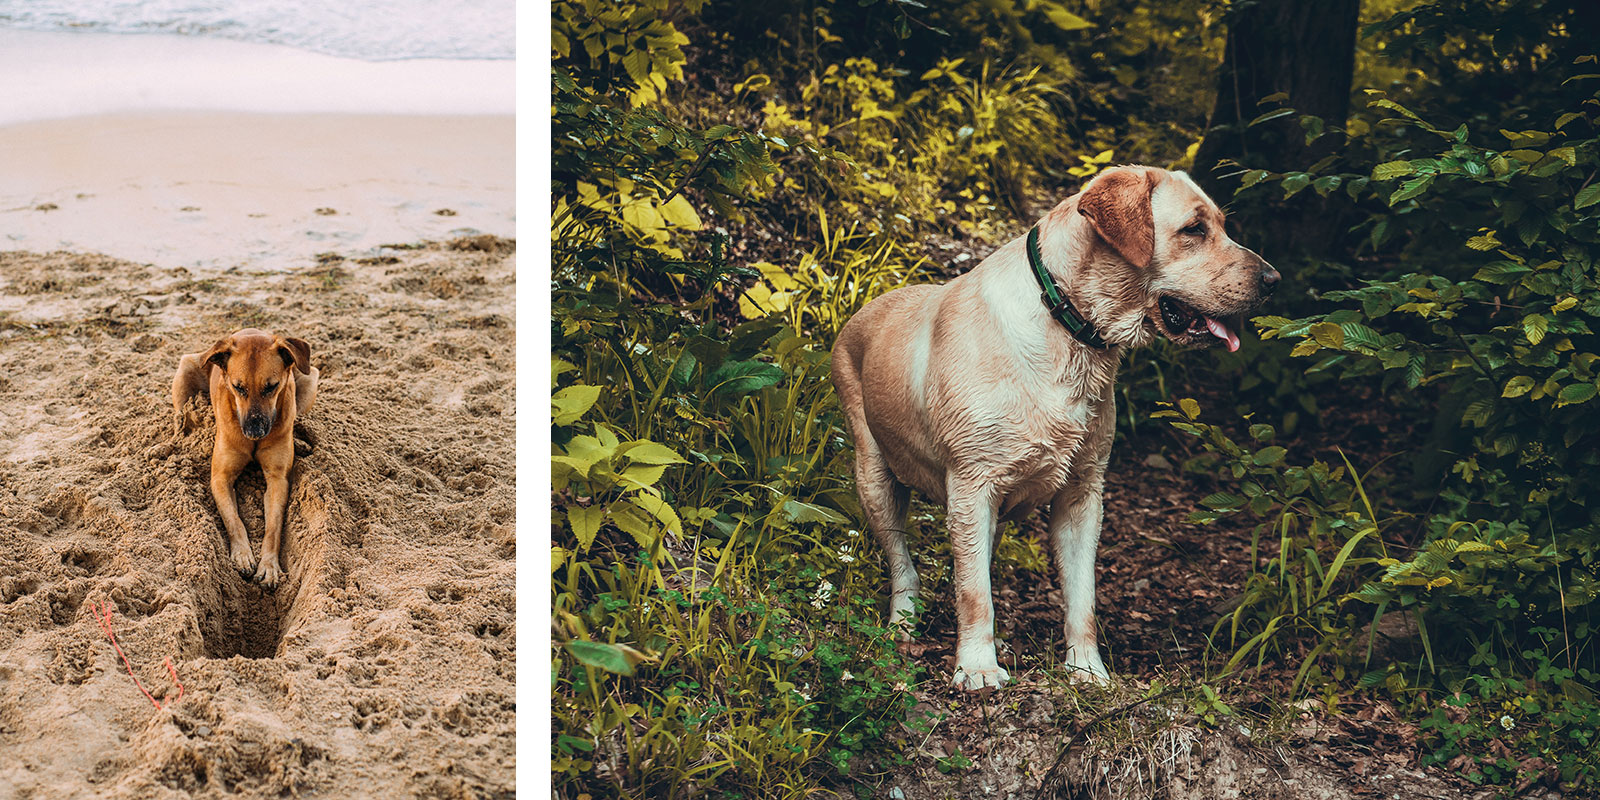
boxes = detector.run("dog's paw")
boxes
[1063,645,1110,683]
[951,663,1010,691]
[229,544,256,576]
[253,558,282,589]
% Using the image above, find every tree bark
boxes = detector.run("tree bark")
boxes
[1191,0,1361,258]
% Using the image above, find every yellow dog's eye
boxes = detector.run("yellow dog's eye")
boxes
[263,383,278,395]
[1181,222,1206,237]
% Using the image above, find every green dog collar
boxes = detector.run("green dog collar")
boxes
[1027,226,1108,350]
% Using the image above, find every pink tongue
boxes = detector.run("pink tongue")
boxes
[1204,317,1240,352]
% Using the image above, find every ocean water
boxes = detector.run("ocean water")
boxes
[0,0,513,61]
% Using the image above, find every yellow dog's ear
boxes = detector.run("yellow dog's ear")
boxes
[1077,167,1156,268]
[276,336,312,374]
[203,338,233,371]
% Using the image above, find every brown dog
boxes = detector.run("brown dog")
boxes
[832,166,1277,689]
[171,329,319,587]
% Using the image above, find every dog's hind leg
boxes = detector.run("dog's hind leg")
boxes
[855,437,917,632]
[833,332,919,636]
[294,365,319,417]
[170,353,211,435]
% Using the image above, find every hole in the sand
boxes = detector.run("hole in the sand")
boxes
[195,464,335,660]
[201,582,285,659]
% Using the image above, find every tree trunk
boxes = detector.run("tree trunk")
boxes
[1191,0,1360,258]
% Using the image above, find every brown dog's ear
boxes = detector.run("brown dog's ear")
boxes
[203,338,232,372]
[277,336,312,373]
[1077,168,1156,268]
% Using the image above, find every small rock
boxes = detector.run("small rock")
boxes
[1132,578,1150,592]
[1142,453,1174,470]
[195,725,211,737]
[130,333,161,353]
[889,788,905,800]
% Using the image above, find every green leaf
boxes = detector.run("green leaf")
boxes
[1388,175,1434,205]
[1252,446,1288,466]
[782,499,848,525]
[707,359,784,396]
[621,49,651,87]
[616,464,668,492]
[1201,492,1246,511]
[1309,322,1345,349]
[552,385,602,426]
[566,640,649,676]
[1178,398,1201,420]
[1239,169,1270,189]
[1249,108,1295,127]
[630,493,684,535]
[620,441,688,465]
[1502,376,1535,398]
[1280,173,1312,198]
[552,358,578,389]
[609,501,659,548]
[568,506,604,549]
[1557,383,1597,407]
[1371,161,1415,181]
[1576,184,1600,210]
[1041,4,1092,30]
[1523,314,1549,345]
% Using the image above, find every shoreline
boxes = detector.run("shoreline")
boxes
[0,111,514,274]
[0,28,513,126]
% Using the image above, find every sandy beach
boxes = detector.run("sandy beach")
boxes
[0,23,517,796]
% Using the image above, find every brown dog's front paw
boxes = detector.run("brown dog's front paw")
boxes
[253,558,283,588]
[229,544,256,576]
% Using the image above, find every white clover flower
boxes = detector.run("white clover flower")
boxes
[838,545,856,564]
[841,670,854,681]
[893,682,909,693]
[811,579,835,609]
[1499,714,1515,730]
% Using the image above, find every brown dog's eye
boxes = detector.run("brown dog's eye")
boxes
[263,382,278,395]
[1181,222,1206,238]
[233,383,247,394]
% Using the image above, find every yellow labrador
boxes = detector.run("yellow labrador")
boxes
[832,166,1278,689]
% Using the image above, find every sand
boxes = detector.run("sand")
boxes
[0,234,517,797]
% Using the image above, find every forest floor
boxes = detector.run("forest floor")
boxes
[0,238,515,799]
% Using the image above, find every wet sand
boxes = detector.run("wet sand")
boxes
[0,112,514,272]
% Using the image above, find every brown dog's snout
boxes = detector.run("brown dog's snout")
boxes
[241,409,273,440]
[1260,263,1281,293]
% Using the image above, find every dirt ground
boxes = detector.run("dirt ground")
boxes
[0,238,515,799]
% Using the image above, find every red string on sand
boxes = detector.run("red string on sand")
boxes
[91,601,184,710]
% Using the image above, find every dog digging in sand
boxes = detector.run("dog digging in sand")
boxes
[172,329,319,588]
[832,165,1279,689]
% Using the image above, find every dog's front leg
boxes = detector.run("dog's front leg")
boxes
[254,443,293,588]
[948,479,1008,690]
[210,444,255,576]
[1048,484,1110,682]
